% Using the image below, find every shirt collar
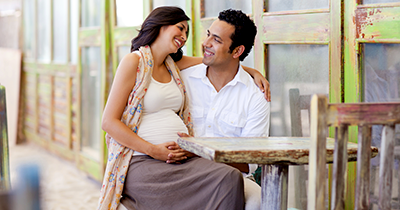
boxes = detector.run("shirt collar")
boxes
[189,63,250,87]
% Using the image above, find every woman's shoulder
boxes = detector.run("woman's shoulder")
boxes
[115,52,142,75]
[120,52,141,67]
[124,51,141,61]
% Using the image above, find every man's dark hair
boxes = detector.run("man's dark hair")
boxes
[131,6,190,61]
[218,9,257,61]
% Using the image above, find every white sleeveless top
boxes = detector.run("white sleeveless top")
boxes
[133,76,189,156]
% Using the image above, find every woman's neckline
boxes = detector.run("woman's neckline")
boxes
[151,75,173,84]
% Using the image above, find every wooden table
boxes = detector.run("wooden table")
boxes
[177,136,378,210]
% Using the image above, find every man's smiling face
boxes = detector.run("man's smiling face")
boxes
[202,19,235,68]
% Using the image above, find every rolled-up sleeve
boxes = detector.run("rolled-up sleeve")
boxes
[241,94,270,137]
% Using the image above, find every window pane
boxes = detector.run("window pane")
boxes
[70,0,78,64]
[81,47,102,153]
[118,46,130,62]
[363,0,400,4]
[23,0,35,60]
[53,0,68,63]
[153,0,186,9]
[203,0,252,18]
[364,44,400,102]
[268,45,329,137]
[267,0,328,12]
[241,51,254,69]
[152,0,188,22]
[37,0,51,62]
[116,0,143,27]
[362,43,400,207]
[81,0,101,27]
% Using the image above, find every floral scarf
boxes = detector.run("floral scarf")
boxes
[97,46,193,210]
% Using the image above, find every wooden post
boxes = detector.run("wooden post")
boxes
[0,84,10,191]
[308,94,328,210]
[261,164,288,210]
[331,124,349,210]
[379,124,395,210]
[355,125,372,210]
[288,88,308,210]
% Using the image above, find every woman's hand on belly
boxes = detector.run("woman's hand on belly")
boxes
[167,143,198,160]
[149,141,188,163]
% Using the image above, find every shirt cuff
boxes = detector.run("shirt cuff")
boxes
[243,164,258,177]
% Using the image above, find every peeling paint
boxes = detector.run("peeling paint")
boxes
[356,7,400,40]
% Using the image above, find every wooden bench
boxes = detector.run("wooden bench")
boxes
[308,94,400,209]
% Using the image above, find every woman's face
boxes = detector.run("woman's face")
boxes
[160,20,189,53]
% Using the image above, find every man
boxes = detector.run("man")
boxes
[178,9,270,210]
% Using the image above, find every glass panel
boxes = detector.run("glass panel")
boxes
[363,0,400,4]
[268,44,329,137]
[70,0,78,64]
[118,46,130,62]
[53,0,68,63]
[267,0,329,12]
[241,50,254,69]
[23,0,35,60]
[364,44,400,102]
[80,47,102,154]
[153,0,186,9]
[116,0,143,27]
[37,0,51,62]
[203,0,252,18]
[363,43,400,206]
[81,0,101,27]
[269,45,329,209]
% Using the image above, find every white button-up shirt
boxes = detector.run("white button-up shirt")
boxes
[180,63,270,138]
[180,64,270,176]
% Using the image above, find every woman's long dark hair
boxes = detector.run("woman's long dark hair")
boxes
[131,6,190,61]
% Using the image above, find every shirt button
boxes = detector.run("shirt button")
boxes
[208,125,211,128]
[212,108,215,110]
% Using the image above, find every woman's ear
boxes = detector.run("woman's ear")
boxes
[232,45,245,59]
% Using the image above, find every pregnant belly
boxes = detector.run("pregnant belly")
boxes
[134,110,188,156]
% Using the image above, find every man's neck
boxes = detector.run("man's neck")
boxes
[206,63,240,92]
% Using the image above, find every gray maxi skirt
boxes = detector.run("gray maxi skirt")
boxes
[121,155,245,210]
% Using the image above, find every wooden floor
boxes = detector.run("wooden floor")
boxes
[9,142,101,210]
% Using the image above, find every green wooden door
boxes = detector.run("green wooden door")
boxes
[252,0,342,209]
[76,0,111,181]
[345,0,400,208]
